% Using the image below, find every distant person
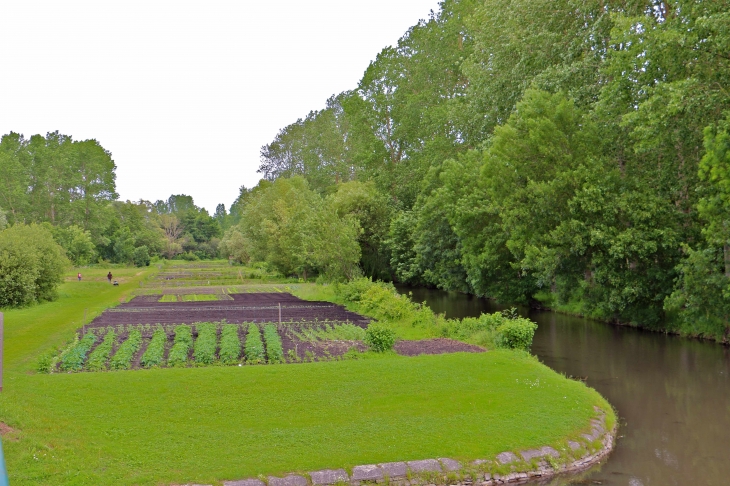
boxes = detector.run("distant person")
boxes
[77,272,82,281]
[107,272,112,283]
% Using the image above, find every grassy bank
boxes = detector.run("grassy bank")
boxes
[0,265,615,485]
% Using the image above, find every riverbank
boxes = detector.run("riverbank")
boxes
[0,264,616,485]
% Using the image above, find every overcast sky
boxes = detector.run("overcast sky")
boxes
[1,0,440,213]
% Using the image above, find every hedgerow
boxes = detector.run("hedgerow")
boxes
[219,324,241,364]
[244,324,265,364]
[167,325,193,367]
[140,327,166,368]
[110,329,142,370]
[86,328,116,371]
[263,324,284,363]
[60,332,98,371]
[194,323,218,364]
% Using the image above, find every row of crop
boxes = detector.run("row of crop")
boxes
[47,323,291,372]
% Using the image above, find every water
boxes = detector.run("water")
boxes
[399,287,730,486]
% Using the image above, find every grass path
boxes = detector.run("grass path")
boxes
[0,265,614,486]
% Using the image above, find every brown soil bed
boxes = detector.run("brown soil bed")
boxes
[394,338,486,356]
[88,293,368,328]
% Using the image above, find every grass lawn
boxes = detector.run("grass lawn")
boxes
[0,266,614,486]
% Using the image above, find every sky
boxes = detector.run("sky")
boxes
[1,0,440,213]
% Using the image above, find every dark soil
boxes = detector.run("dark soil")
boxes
[394,338,486,356]
[87,293,368,328]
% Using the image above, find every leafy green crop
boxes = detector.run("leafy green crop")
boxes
[194,323,218,364]
[60,332,98,371]
[244,324,265,364]
[109,329,142,370]
[140,327,166,368]
[168,325,194,367]
[263,324,283,363]
[219,324,241,364]
[294,322,365,342]
[86,328,116,371]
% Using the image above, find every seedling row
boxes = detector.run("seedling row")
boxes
[52,320,365,372]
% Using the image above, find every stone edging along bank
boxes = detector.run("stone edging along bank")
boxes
[182,407,616,486]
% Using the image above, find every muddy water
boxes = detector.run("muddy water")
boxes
[398,287,730,486]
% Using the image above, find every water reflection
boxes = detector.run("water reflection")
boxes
[397,286,730,486]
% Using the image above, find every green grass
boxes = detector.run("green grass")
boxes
[0,263,616,486]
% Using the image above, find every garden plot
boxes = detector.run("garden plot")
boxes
[87,293,368,327]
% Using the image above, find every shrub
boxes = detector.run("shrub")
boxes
[219,324,242,364]
[110,329,142,370]
[132,245,151,267]
[497,318,538,351]
[86,328,116,371]
[60,332,98,371]
[140,327,166,368]
[168,325,193,367]
[364,324,396,352]
[263,324,284,363]
[0,223,68,308]
[193,323,218,364]
[244,324,265,364]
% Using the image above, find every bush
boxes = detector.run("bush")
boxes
[364,324,396,352]
[168,325,193,366]
[0,224,68,308]
[244,324,265,364]
[86,328,116,371]
[140,327,166,368]
[110,329,142,370]
[219,324,242,364]
[263,324,284,363]
[497,318,538,351]
[132,245,151,267]
[193,323,218,364]
[60,332,98,371]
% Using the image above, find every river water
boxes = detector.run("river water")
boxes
[399,287,730,486]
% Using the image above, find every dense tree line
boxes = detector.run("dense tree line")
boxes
[252,0,730,340]
[0,131,227,268]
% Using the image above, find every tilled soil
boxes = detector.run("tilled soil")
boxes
[87,293,368,328]
[394,338,486,356]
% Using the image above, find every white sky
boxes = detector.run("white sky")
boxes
[1,0,440,213]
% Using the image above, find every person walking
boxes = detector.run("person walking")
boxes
[107,271,112,283]
[77,272,82,281]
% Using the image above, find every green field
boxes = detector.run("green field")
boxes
[0,264,614,486]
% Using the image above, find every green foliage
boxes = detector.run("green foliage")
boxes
[263,324,284,363]
[193,323,218,365]
[294,323,366,342]
[86,328,116,371]
[219,324,242,364]
[109,329,142,370]
[364,324,396,352]
[140,327,166,368]
[244,324,265,364]
[167,325,193,367]
[496,318,538,351]
[60,331,98,371]
[132,245,151,267]
[51,225,96,266]
[0,223,68,308]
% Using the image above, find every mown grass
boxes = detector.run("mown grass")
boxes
[0,264,615,486]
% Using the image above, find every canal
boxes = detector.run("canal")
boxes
[400,287,730,486]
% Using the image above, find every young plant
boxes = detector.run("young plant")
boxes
[109,329,142,370]
[263,324,284,364]
[219,324,242,365]
[193,323,218,365]
[86,328,117,371]
[167,325,193,367]
[60,331,98,371]
[140,326,167,368]
[244,324,265,364]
